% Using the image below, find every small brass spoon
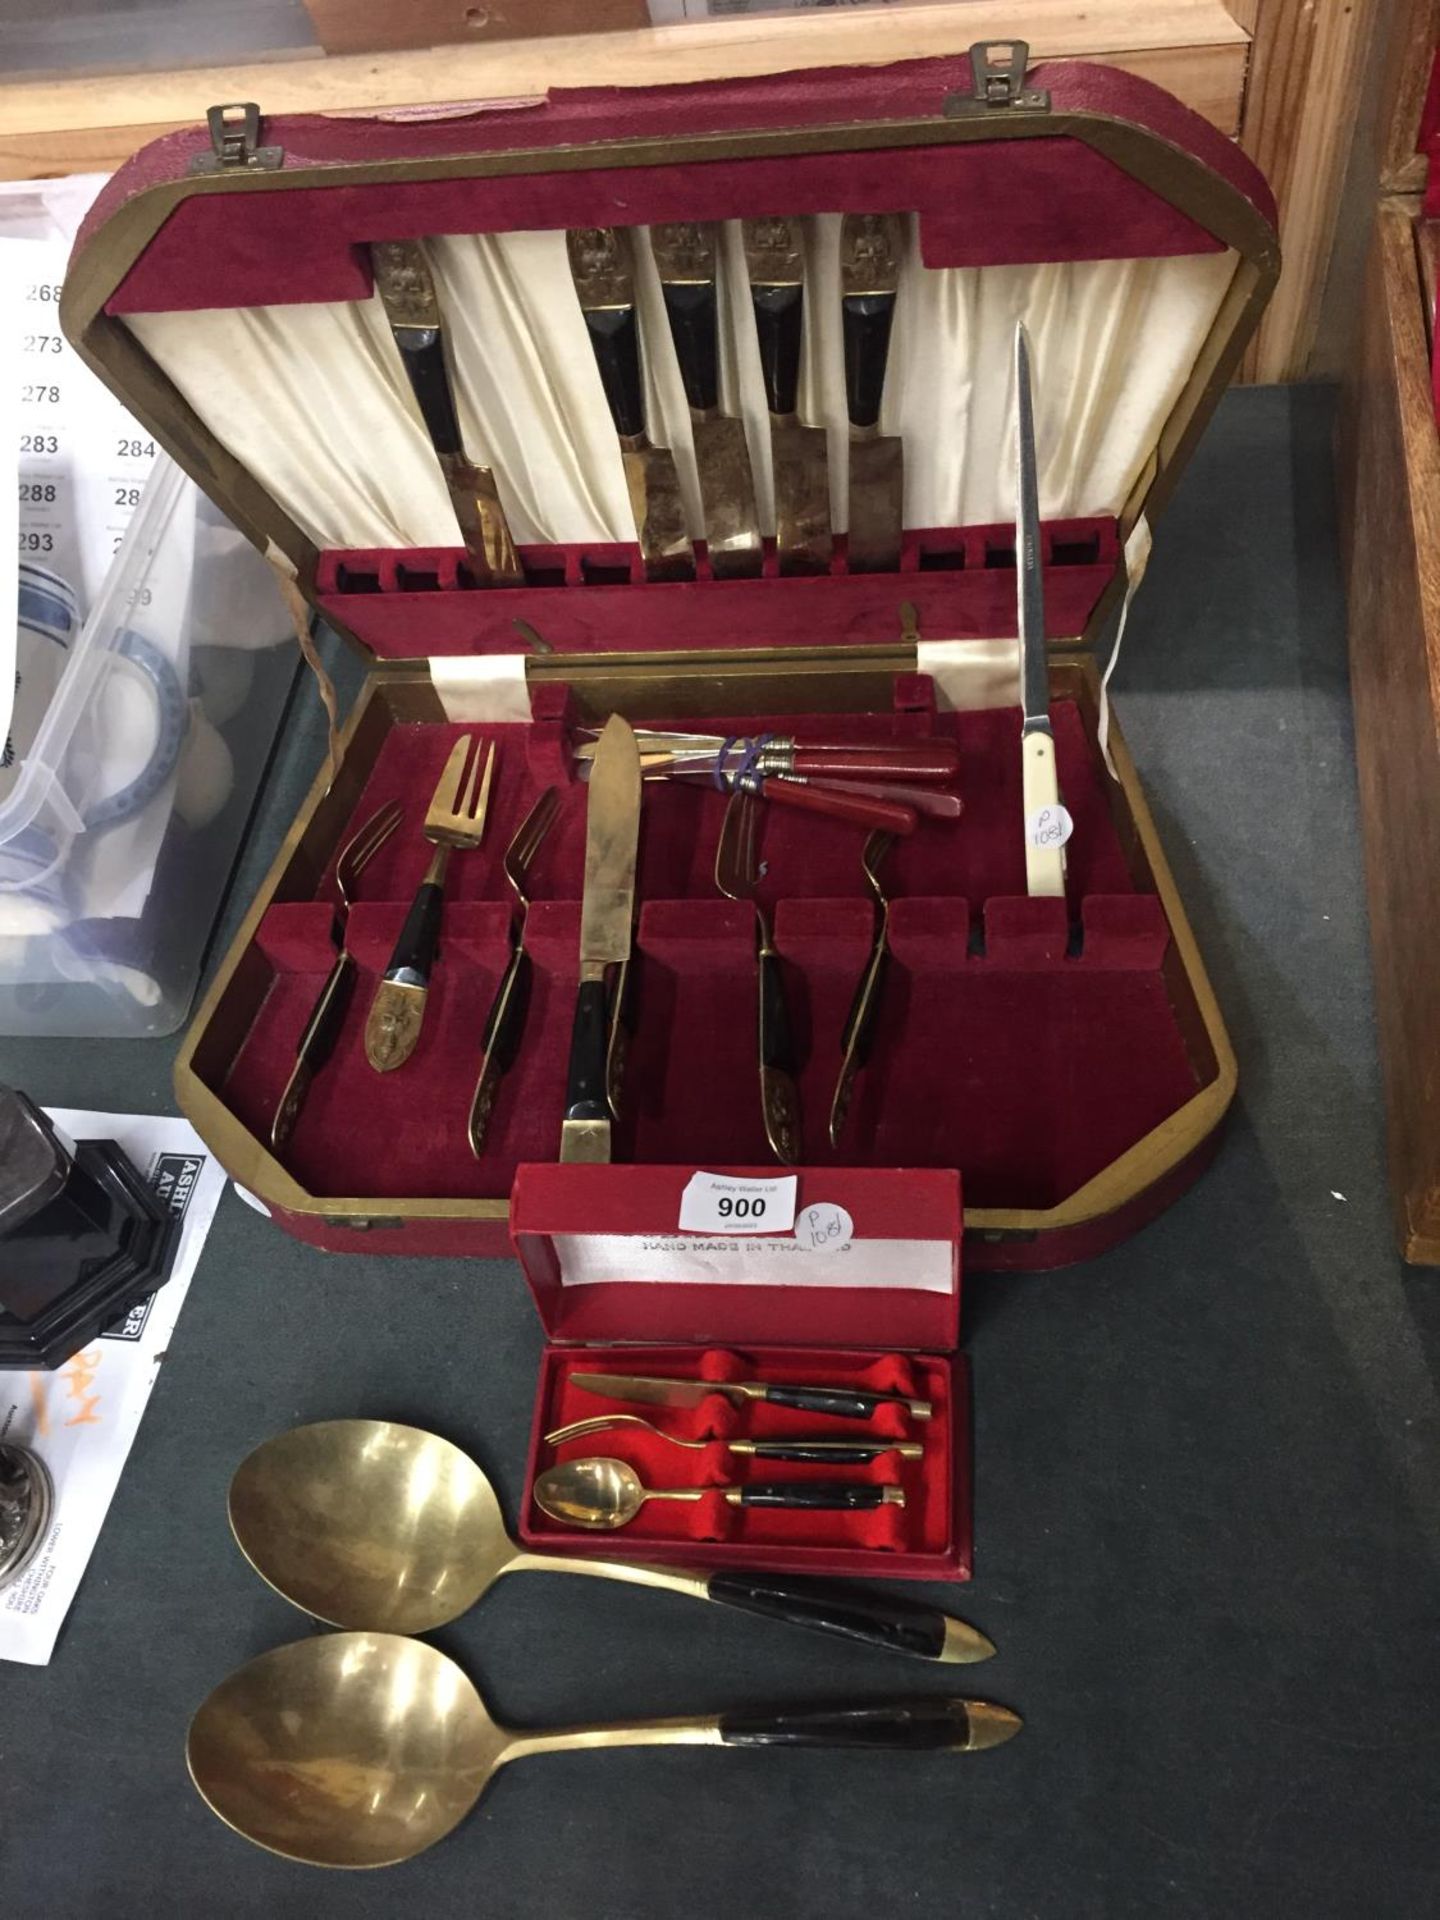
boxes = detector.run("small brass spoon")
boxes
[231,1421,992,1662]
[187,1632,1021,1868]
[533,1456,904,1531]
[546,1412,923,1462]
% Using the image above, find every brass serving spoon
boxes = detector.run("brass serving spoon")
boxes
[533,1456,904,1531]
[230,1420,993,1663]
[468,785,561,1157]
[546,1412,923,1462]
[188,1632,1021,1868]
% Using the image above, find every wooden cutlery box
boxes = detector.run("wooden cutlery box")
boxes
[511,1162,966,1578]
[1337,11,1440,1264]
[60,48,1278,1274]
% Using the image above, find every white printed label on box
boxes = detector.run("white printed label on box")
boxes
[553,1232,953,1292]
[678,1171,797,1235]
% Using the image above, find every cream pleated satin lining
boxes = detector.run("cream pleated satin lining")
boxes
[125,219,1239,554]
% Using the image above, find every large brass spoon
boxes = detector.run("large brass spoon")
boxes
[187,1632,1021,1868]
[230,1420,992,1664]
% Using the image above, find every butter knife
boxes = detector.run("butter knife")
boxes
[572,1370,932,1422]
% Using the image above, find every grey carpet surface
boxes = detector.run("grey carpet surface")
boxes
[2,386,1438,1918]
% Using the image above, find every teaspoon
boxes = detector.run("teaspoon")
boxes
[534,1456,903,1530]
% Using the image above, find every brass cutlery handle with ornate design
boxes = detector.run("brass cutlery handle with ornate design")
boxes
[366,737,494,1074]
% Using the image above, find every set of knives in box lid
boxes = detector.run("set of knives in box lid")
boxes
[371,213,905,586]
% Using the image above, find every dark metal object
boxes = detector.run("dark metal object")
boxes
[651,221,762,579]
[943,40,1051,116]
[567,227,695,581]
[188,102,284,175]
[0,1444,53,1591]
[0,1087,180,1370]
[841,212,905,572]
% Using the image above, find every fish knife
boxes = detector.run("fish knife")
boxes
[560,714,642,1163]
[651,221,762,579]
[567,226,695,582]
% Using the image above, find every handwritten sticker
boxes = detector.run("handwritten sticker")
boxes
[794,1203,854,1253]
[1026,804,1074,850]
[678,1171,797,1235]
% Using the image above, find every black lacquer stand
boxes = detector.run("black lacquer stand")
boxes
[0,1088,180,1369]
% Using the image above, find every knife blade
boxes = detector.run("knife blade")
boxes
[567,226,694,582]
[571,1371,933,1422]
[841,213,905,574]
[1015,320,1067,898]
[651,222,762,580]
[560,714,642,1163]
[742,217,831,576]
[370,240,523,585]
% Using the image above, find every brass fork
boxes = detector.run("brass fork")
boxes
[828,828,895,1148]
[468,785,561,1157]
[271,799,403,1152]
[364,735,495,1073]
[545,1413,923,1462]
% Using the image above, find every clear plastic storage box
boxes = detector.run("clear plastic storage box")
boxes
[2,453,298,1036]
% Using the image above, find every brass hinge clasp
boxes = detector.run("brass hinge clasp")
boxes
[189,102,285,176]
[944,42,1051,118]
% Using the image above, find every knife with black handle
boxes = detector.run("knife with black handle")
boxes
[651,221,762,579]
[840,212,905,573]
[370,239,522,585]
[742,217,831,575]
[568,226,694,582]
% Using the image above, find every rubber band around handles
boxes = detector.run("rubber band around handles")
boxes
[714,733,773,792]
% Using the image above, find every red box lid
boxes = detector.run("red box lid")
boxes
[510,1162,960,1350]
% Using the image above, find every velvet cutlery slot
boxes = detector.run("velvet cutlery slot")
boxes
[220,684,1193,1223]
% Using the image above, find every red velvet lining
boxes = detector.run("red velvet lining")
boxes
[80,57,1276,314]
[316,520,1117,660]
[105,142,1220,315]
[215,696,1201,1212]
[518,1343,965,1577]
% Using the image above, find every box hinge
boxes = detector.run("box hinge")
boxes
[944,42,1051,118]
[188,103,285,176]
